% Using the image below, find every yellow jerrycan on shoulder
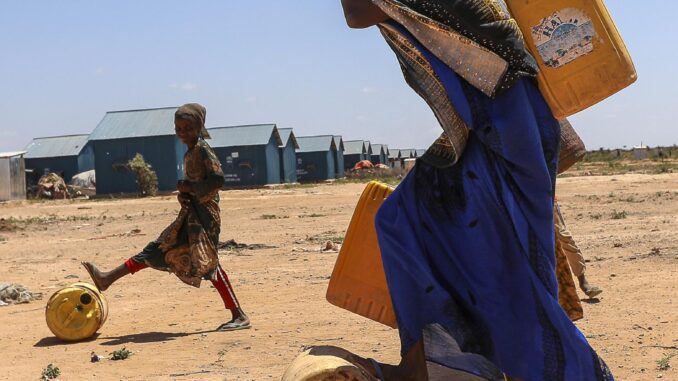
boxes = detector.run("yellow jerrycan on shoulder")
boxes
[45,282,108,341]
[505,0,637,119]
[326,181,397,328]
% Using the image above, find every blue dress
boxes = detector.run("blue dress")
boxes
[375,23,613,381]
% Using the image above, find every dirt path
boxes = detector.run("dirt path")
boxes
[0,174,676,380]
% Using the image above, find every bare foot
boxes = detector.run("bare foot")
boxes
[81,262,109,291]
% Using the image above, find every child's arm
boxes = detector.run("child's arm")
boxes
[190,144,225,203]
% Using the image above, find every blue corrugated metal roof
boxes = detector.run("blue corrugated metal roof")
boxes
[24,134,89,158]
[296,135,336,153]
[333,136,344,151]
[207,124,282,147]
[372,144,387,156]
[364,141,372,155]
[278,128,300,149]
[89,107,178,141]
[343,140,366,155]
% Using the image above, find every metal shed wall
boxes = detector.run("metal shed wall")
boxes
[24,137,95,183]
[343,140,366,170]
[93,136,185,194]
[277,128,298,184]
[343,154,364,170]
[24,156,79,184]
[213,135,281,187]
[279,139,298,183]
[77,143,96,174]
[333,136,345,179]
[0,155,26,201]
[370,145,387,164]
[296,150,335,182]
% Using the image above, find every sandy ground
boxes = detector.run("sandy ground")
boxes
[0,173,676,380]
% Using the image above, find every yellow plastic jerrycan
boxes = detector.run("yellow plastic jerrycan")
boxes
[326,181,397,328]
[505,0,637,119]
[45,282,108,341]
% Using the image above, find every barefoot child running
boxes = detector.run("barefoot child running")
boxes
[83,103,250,332]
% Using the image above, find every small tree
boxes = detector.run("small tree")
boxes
[127,153,158,196]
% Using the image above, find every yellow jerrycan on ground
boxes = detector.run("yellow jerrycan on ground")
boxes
[505,0,637,119]
[326,181,397,328]
[45,282,108,341]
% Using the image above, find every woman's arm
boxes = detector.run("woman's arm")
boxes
[341,0,389,28]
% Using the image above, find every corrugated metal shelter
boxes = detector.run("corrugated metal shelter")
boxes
[370,144,388,164]
[208,124,282,187]
[397,149,418,169]
[400,149,416,159]
[295,135,337,182]
[0,151,27,201]
[277,128,299,183]
[24,134,94,185]
[89,107,184,194]
[333,136,345,178]
[388,149,402,168]
[415,149,426,157]
[364,141,373,160]
[633,145,649,160]
[343,140,366,170]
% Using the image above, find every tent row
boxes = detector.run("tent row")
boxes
[19,107,413,195]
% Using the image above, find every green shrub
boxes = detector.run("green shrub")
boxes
[127,154,158,197]
[41,364,60,380]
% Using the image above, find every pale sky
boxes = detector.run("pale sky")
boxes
[1,1,674,153]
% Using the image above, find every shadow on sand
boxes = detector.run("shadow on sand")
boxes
[34,334,100,347]
[582,297,601,304]
[98,330,212,346]
[35,330,212,347]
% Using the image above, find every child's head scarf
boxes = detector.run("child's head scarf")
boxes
[175,103,210,139]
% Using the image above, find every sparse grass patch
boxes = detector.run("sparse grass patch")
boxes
[657,352,675,371]
[41,364,60,380]
[0,214,97,232]
[299,213,326,218]
[610,210,627,220]
[111,347,132,360]
[306,230,345,244]
[338,170,404,187]
[656,163,671,173]
[281,182,318,189]
[260,214,289,220]
[590,213,602,220]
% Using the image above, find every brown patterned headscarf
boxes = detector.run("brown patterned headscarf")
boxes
[175,103,210,139]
